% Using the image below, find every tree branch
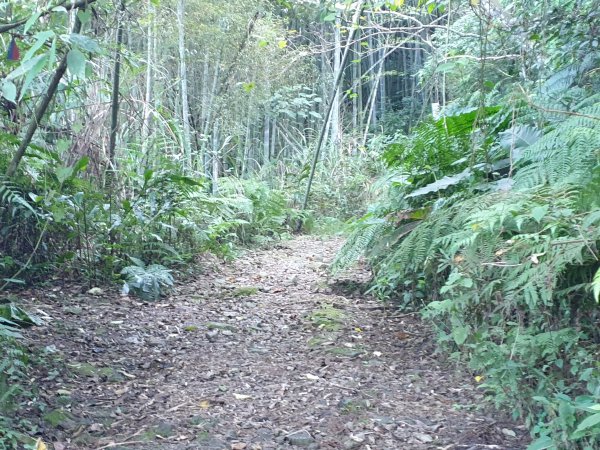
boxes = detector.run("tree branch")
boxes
[0,0,97,34]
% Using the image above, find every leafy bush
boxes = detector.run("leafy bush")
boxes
[336,78,600,448]
[121,261,174,301]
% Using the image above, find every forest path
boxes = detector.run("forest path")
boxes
[23,236,527,450]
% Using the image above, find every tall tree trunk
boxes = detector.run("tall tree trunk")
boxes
[352,32,362,132]
[200,60,210,133]
[211,120,220,194]
[242,105,253,177]
[270,118,277,164]
[329,12,342,154]
[107,0,126,188]
[202,54,221,174]
[177,0,192,171]
[263,114,270,165]
[142,0,155,153]
[367,16,377,129]
[378,45,386,123]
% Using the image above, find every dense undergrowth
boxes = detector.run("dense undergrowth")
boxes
[0,144,373,445]
[334,13,600,449]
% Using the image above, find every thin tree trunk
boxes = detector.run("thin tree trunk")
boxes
[362,56,384,147]
[200,60,209,132]
[242,109,252,177]
[352,31,362,131]
[270,118,277,164]
[212,120,220,194]
[367,17,377,129]
[263,114,270,164]
[142,0,155,151]
[177,0,192,170]
[378,45,386,122]
[107,0,126,189]
[329,12,342,154]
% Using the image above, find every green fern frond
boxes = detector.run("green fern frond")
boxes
[0,176,38,216]
[515,103,600,189]
[332,220,390,273]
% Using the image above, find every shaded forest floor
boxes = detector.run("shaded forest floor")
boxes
[20,236,529,449]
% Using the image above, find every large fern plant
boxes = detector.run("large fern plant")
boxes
[337,68,600,448]
[121,261,174,301]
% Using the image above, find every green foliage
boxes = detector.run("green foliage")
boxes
[338,59,600,447]
[514,103,600,189]
[121,261,174,301]
[218,178,304,245]
[382,106,501,173]
[0,304,42,329]
[0,177,38,218]
[0,337,32,450]
[332,218,389,273]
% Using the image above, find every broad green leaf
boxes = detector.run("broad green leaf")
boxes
[56,166,74,184]
[69,33,101,53]
[24,30,55,61]
[28,193,42,203]
[406,169,471,198]
[72,156,90,174]
[393,0,405,7]
[527,436,555,450]
[48,37,57,69]
[499,125,542,160]
[1,82,17,103]
[6,54,46,81]
[20,53,48,101]
[258,39,269,48]
[574,413,600,433]
[24,11,42,33]
[0,303,43,327]
[532,396,552,406]
[77,10,92,25]
[593,268,600,302]
[452,326,468,345]
[52,205,65,223]
[67,48,86,78]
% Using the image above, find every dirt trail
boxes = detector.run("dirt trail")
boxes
[22,236,528,449]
